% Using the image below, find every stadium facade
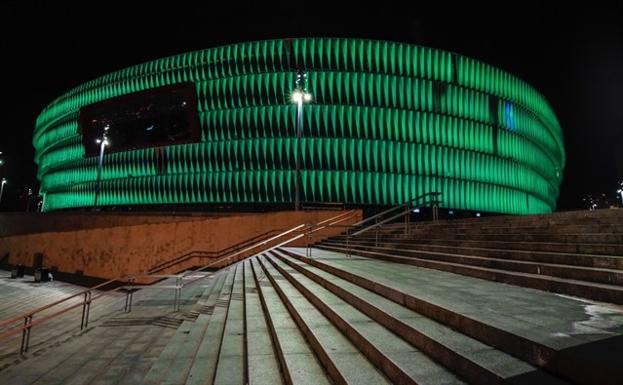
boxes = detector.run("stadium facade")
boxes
[33,38,565,214]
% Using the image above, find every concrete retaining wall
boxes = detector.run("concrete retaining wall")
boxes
[0,210,360,280]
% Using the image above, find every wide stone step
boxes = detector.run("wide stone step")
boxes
[385,222,623,234]
[269,249,566,385]
[214,264,245,385]
[404,210,623,228]
[457,224,621,234]
[242,261,283,385]
[366,236,623,256]
[141,271,227,385]
[330,238,623,269]
[185,266,238,385]
[369,240,623,269]
[256,255,391,385]
[248,258,332,385]
[265,251,467,385]
[319,244,623,304]
[354,230,623,244]
[279,247,623,385]
[416,233,623,244]
[321,241,623,286]
[403,222,623,233]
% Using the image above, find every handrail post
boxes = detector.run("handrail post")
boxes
[124,276,135,313]
[173,277,178,311]
[346,229,351,258]
[20,315,33,354]
[174,276,182,312]
[124,281,130,313]
[375,216,379,247]
[85,291,92,329]
[306,224,312,258]
[404,203,409,236]
[80,291,92,330]
[433,202,439,222]
[81,292,87,329]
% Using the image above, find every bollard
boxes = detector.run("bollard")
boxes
[174,276,183,312]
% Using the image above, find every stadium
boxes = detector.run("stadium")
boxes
[33,38,565,214]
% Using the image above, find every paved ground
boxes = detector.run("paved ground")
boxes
[0,269,217,383]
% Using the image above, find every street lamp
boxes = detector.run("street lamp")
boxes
[93,125,111,208]
[25,188,33,212]
[292,71,312,211]
[0,178,6,207]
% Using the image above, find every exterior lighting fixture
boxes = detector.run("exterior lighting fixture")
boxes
[292,71,312,211]
[0,178,6,206]
[93,127,111,208]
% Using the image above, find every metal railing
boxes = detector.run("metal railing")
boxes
[0,276,125,354]
[0,209,358,355]
[301,192,442,257]
[145,228,285,274]
[122,210,361,311]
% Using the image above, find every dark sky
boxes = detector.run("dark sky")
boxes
[1,2,622,211]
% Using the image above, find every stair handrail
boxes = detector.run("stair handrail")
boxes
[349,192,442,229]
[300,193,442,240]
[0,209,358,354]
[148,210,358,274]
[178,210,359,287]
[146,228,283,274]
[351,195,443,237]
[0,228,285,335]
[0,209,355,330]
[297,193,442,257]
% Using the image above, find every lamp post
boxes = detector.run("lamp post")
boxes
[93,125,110,208]
[0,178,6,207]
[291,71,312,211]
[25,188,33,212]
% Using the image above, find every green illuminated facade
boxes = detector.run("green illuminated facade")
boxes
[34,38,565,213]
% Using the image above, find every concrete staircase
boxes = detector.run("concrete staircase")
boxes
[137,255,507,385]
[318,210,623,304]
[274,246,623,385]
[1,210,622,385]
[118,247,623,384]
[2,244,623,384]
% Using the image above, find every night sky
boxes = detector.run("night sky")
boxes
[1,2,621,211]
